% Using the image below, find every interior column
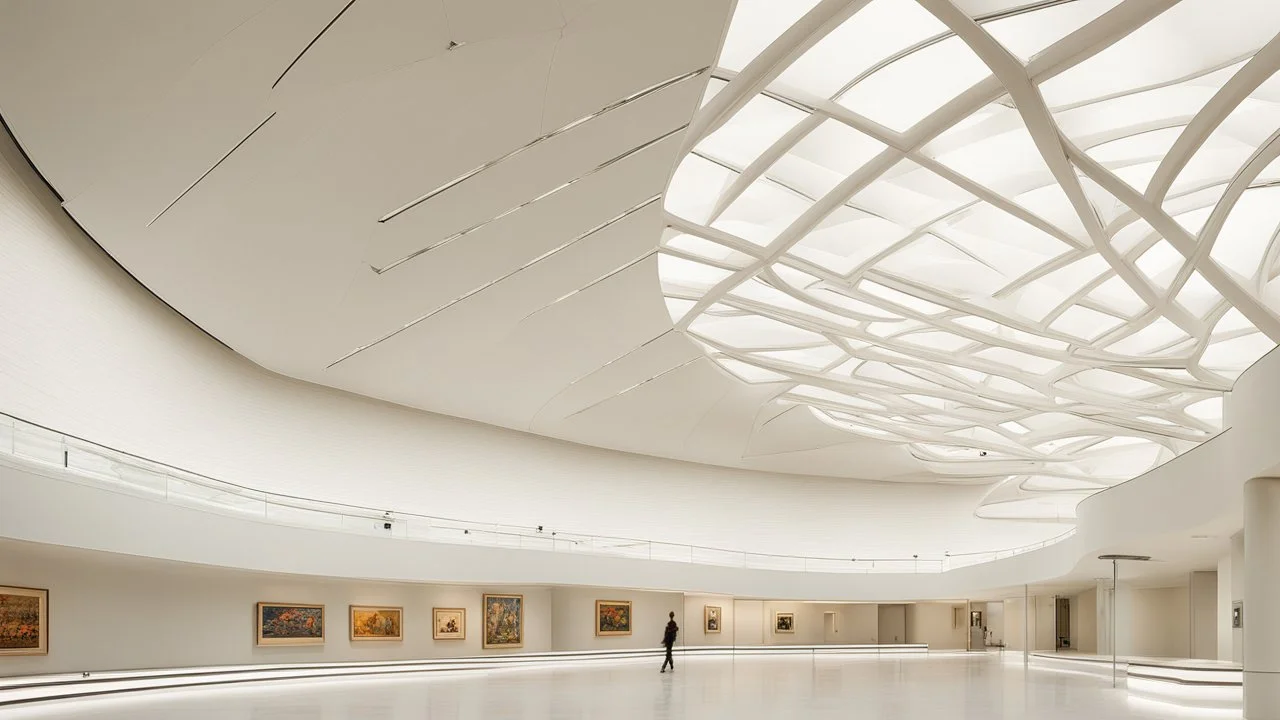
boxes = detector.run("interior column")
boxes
[1245,477,1280,718]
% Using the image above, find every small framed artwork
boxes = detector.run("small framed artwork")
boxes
[350,605,402,642]
[774,612,795,634]
[595,600,632,637]
[434,608,466,640]
[0,586,48,656]
[704,605,722,634]
[483,594,523,649]
[256,602,325,646]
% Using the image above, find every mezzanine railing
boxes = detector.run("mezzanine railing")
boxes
[0,411,1073,573]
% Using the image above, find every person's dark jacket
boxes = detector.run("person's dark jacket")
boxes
[662,620,679,647]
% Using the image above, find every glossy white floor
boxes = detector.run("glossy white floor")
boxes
[4,653,1234,720]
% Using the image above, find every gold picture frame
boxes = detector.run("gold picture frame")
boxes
[482,594,523,649]
[774,612,795,634]
[256,602,325,646]
[595,600,632,637]
[433,607,466,640]
[349,605,402,642]
[0,585,48,656]
[704,605,722,634]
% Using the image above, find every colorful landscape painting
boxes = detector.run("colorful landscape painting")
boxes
[257,603,325,645]
[0,586,47,656]
[433,608,465,640]
[350,606,402,641]
[483,594,523,649]
[705,605,721,634]
[595,600,632,636]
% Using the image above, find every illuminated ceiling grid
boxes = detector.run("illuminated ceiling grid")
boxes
[659,0,1280,519]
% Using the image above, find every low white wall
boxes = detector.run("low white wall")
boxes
[905,603,966,650]
[1075,588,1097,654]
[878,604,906,645]
[1218,551,1234,661]
[550,586,685,651]
[0,538,554,675]
[1190,571,1217,660]
[682,594,735,646]
[733,600,765,646]
[983,601,1004,646]
[1129,586,1190,659]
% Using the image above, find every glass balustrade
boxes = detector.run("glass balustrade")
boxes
[0,412,1074,573]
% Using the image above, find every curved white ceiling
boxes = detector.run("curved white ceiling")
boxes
[660,0,1280,519]
[2,0,1280,521]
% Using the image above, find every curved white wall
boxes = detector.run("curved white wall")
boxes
[0,127,1060,561]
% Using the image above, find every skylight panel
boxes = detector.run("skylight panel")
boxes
[1209,186,1280,279]
[1200,331,1275,375]
[717,0,823,72]
[758,345,847,370]
[658,254,735,292]
[715,357,790,383]
[712,178,812,247]
[1049,305,1125,341]
[982,0,1123,62]
[1038,0,1280,109]
[665,298,697,324]
[1086,275,1147,316]
[773,0,946,99]
[838,36,991,132]
[664,154,736,224]
[1105,318,1191,356]
[1174,271,1223,317]
[1134,239,1183,290]
[859,279,949,315]
[850,160,976,229]
[972,346,1060,374]
[788,212,910,275]
[694,94,808,170]
[661,0,1258,518]
[688,313,827,349]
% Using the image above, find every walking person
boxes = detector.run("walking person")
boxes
[660,611,679,673]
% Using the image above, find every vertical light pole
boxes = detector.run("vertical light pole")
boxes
[1023,584,1029,668]
[1098,554,1151,689]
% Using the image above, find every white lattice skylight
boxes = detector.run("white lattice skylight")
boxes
[660,0,1280,521]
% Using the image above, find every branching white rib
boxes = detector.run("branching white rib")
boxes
[658,0,1280,520]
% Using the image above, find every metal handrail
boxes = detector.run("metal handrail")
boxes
[0,409,1075,573]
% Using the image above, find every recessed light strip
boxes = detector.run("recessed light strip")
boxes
[519,249,658,323]
[328,194,663,368]
[271,0,359,90]
[563,356,704,419]
[376,66,709,224]
[370,125,687,274]
[146,113,276,228]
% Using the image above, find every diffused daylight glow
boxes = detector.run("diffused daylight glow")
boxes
[660,0,1280,521]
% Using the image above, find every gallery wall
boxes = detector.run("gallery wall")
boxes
[1129,587,1190,659]
[0,538,555,675]
[1075,589,1097,654]
[682,594,734,646]
[1189,571,1217,660]
[550,587,685,651]
[904,603,967,650]
[0,539,989,677]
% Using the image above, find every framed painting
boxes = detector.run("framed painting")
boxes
[256,603,325,646]
[350,605,402,641]
[774,612,795,634]
[704,605,722,634]
[433,607,466,640]
[483,594,523,649]
[0,586,48,656]
[595,600,632,637]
